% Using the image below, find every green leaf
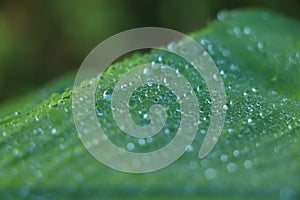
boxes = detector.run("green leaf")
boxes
[1,9,300,200]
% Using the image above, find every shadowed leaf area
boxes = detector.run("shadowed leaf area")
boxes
[0,9,300,200]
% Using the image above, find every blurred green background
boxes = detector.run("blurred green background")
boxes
[0,0,299,104]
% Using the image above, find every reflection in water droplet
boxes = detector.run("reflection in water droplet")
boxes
[223,105,228,111]
[185,145,193,152]
[103,90,112,100]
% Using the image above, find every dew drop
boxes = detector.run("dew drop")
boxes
[120,84,127,90]
[233,26,241,37]
[143,113,148,119]
[230,64,238,71]
[243,26,251,35]
[227,162,237,173]
[257,41,264,49]
[126,143,135,150]
[220,154,228,162]
[164,128,170,135]
[217,11,227,21]
[14,111,21,116]
[13,149,20,156]
[223,104,229,111]
[280,187,293,200]
[138,139,146,146]
[185,145,193,152]
[146,137,153,143]
[103,90,112,100]
[251,88,257,93]
[233,150,240,157]
[204,168,216,180]
[189,161,198,170]
[143,68,149,74]
[51,128,57,135]
[243,160,253,169]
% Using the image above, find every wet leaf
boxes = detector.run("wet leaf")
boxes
[1,9,300,200]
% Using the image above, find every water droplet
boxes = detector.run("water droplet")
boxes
[271,91,278,96]
[217,11,228,21]
[257,41,264,50]
[126,143,135,150]
[243,160,253,169]
[151,61,156,68]
[138,139,146,146]
[167,42,174,50]
[253,144,260,150]
[103,90,112,100]
[233,26,241,37]
[243,26,251,35]
[13,149,20,156]
[185,145,193,152]
[204,168,216,180]
[233,150,240,157]
[228,128,234,134]
[14,111,21,116]
[251,88,257,93]
[259,112,264,118]
[189,161,198,170]
[92,138,99,145]
[120,84,127,90]
[146,137,153,143]
[143,67,149,74]
[143,113,148,119]
[51,128,57,135]
[220,154,228,162]
[223,105,228,111]
[34,116,40,122]
[230,64,238,71]
[227,162,237,173]
[164,128,170,134]
[280,187,293,200]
